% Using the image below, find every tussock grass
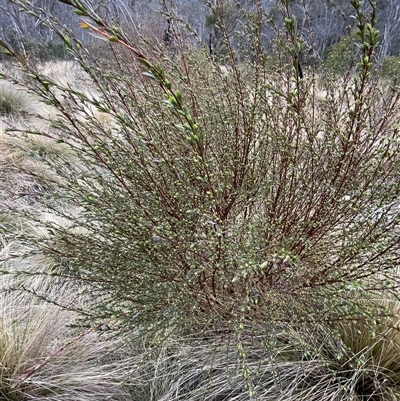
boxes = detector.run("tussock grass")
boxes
[122,316,400,401]
[0,239,133,401]
[0,73,73,211]
[257,310,400,401]
[0,138,64,212]
[0,82,36,117]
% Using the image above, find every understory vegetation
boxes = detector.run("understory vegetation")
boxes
[1,0,400,400]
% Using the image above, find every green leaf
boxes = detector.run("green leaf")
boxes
[174,91,182,103]
[142,71,157,80]
[2,49,13,56]
[74,8,86,15]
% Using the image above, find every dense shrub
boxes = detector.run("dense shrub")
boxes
[380,55,400,80]
[1,0,400,398]
[324,33,356,74]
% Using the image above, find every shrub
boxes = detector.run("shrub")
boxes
[1,0,400,398]
[380,55,400,80]
[324,33,357,74]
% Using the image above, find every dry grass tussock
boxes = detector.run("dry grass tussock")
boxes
[0,238,134,401]
[0,81,37,117]
[98,307,400,401]
[0,131,71,214]
[0,61,125,218]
